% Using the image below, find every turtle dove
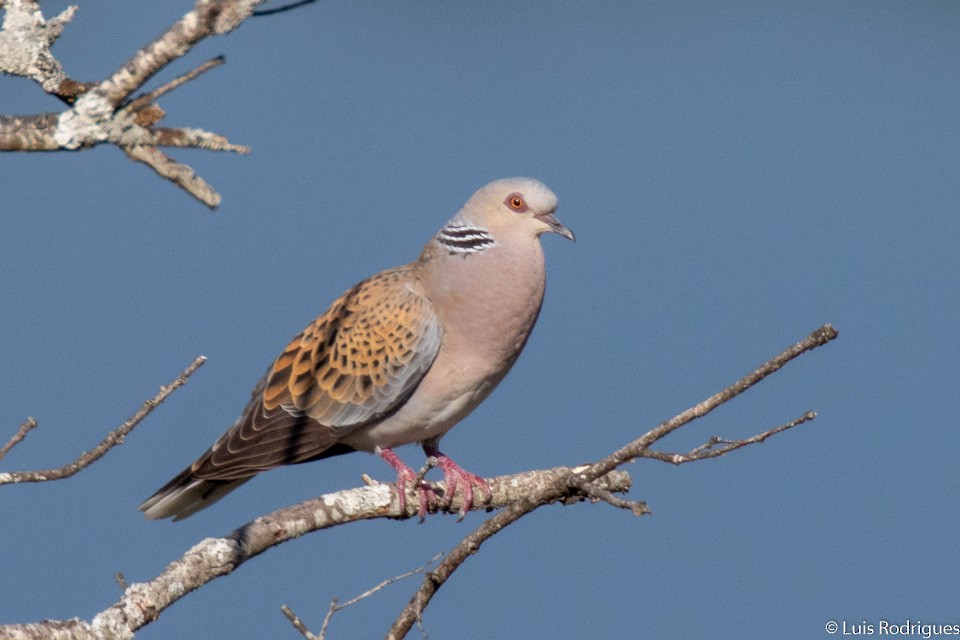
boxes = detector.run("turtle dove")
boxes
[140,177,573,521]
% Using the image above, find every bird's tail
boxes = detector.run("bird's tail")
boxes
[139,465,250,521]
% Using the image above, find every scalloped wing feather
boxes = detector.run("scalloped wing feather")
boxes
[189,267,442,481]
[266,267,441,428]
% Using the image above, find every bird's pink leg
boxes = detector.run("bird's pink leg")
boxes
[423,445,492,519]
[376,447,432,520]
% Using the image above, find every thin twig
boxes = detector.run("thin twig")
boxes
[0,356,206,485]
[412,457,437,488]
[584,324,837,479]
[123,56,226,114]
[0,418,38,463]
[686,435,725,456]
[578,482,650,516]
[282,552,444,640]
[641,411,818,465]
[253,0,320,16]
[346,553,444,610]
[281,605,318,640]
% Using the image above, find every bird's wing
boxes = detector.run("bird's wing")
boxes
[194,266,442,480]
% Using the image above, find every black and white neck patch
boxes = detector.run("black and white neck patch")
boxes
[435,224,496,255]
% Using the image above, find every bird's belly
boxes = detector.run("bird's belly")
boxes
[338,375,493,451]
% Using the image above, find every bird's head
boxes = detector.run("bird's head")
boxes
[457,177,574,242]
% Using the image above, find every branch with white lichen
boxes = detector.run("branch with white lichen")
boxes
[0,325,838,640]
[0,0,262,208]
[0,466,633,640]
[0,0,82,95]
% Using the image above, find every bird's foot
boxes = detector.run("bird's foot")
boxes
[377,447,434,521]
[424,446,492,521]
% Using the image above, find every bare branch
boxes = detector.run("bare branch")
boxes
[0,356,206,485]
[584,324,838,480]
[0,113,61,150]
[283,553,443,640]
[641,411,818,465]
[386,465,652,638]
[0,417,38,462]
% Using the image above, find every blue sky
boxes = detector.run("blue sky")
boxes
[2,1,959,638]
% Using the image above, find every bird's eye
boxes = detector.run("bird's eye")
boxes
[505,194,528,212]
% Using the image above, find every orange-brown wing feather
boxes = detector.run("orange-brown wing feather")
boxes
[265,266,442,428]
[190,267,442,481]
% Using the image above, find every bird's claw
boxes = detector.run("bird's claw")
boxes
[425,447,492,520]
[378,447,435,521]
[394,465,436,522]
[379,446,491,521]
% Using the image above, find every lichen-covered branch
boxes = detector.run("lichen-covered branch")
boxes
[94,0,260,107]
[123,145,224,208]
[0,113,60,150]
[0,466,632,640]
[0,0,77,94]
[0,0,259,208]
[0,324,838,640]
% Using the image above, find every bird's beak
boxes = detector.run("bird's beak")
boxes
[537,212,575,242]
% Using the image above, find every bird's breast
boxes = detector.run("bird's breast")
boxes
[339,241,548,451]
[429,240,547,372]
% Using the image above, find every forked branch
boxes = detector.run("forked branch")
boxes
[0,0,262,208]
[386,324,838,638]
[282,552,443,640]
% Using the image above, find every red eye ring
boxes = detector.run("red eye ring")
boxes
[505,193,528,212]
